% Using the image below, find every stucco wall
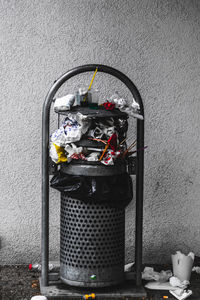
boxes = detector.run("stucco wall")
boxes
[0,0,200,265]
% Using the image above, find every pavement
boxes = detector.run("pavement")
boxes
[0,265,40,300]
[1,264,200,300]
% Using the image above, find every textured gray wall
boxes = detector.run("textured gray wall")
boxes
[0,0,200,265]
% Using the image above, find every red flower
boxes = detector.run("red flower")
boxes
[103,101,115,111]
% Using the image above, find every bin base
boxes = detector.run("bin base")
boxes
[39,274,147,299]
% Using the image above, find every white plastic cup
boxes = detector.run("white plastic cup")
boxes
[171,252,194,281]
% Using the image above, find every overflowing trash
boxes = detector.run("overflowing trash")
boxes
[50,69,144,170]
[50,111,136,166]
[49,69,145,206]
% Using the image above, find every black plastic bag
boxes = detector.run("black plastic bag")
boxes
[50,171,133,208]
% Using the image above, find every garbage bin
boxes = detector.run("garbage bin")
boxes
[58,160,131,287]
[41,64,145,291]
[49,106,132,287]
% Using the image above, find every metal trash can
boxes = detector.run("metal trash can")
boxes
[59,162,129,287]
[60,196,125,287]
[41,65,145,292]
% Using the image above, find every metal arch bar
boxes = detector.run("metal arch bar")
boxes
[42,64,144,286]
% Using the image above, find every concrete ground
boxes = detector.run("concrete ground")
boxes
[1,264,200,300]
[0,265,40,300]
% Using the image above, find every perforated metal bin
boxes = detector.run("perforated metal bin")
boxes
[60,196,125,287]
[59,161,128,287]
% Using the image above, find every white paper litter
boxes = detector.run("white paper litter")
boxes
[145,281,177,290]
[31,296,48,300]
[124,262,135,272]
[65,143,83,156]
[169,276,189,289]
[170,289,192,300]
[192,266,200,274]
[142,266,172,282]
[54,94,75,111]
[86,152,99,161]
[50,143,59,163]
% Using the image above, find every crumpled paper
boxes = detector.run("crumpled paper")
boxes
[169,276,189,289]
[142,267,172,282]
[54,94,75,111]
[50,143,67,164]
[86,152,99,162]
[65,143,83,156]
[192,266,200,274]
[64,143,84,161]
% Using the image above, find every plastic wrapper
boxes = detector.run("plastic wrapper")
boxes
[88,118,115,139]
[51,113,91,146]
[101,150,121,166]
[142,266,172,282]
[50,171,133,207]
[108,92,143,120]
[88,126,115,139]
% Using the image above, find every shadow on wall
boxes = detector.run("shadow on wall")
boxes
[143,224,197,264]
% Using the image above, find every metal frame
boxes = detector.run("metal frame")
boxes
[42,64,144,287]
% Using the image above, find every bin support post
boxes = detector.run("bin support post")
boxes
[41,101,51,286]
[135,119,144,286]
